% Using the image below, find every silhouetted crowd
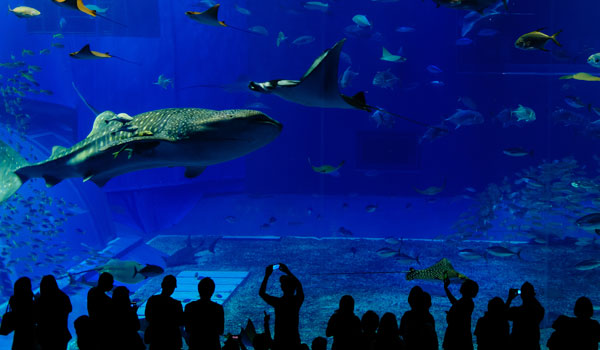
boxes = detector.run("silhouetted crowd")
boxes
[2,263,600,350]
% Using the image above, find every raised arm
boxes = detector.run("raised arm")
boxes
[444,277,457,305]
[259,265,274,303]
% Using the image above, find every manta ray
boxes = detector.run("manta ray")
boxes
[52,0,125,26]
[249,39,433,127]
[186,4,259,34]
[405,258,468,281]
[0,108,282,203]
[70,44,139,65]
[249,38,371,111]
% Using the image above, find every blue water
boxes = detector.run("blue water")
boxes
[1,0,600,348]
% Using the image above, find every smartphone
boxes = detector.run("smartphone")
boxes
[232,335,239,340]
[273,264,280,270]
[517,290,521,295]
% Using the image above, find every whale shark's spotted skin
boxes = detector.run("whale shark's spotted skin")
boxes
[0,108,282,202]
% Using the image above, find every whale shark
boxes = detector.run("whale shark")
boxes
[0,108,282,203]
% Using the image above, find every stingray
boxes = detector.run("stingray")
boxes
[405,258,467,281]
[186,4,260,35]
[70,44,139,65]
[413,178,446,195]
[51,0,125,26]
[249,38,432,128]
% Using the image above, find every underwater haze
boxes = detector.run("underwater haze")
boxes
[1,0,600,349]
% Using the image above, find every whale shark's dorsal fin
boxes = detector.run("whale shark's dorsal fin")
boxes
[185,4,226,27]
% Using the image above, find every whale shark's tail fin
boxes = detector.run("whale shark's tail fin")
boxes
[0,140,29,203]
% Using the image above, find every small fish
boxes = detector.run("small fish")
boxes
[28,65,42,72]
[455,37,473,46]
[248,26,268,36]
[575,213,600,233]
[338,227,353,236]
[564,96,588,109]
[8,5,40,18]
[376,247,398,258]
[587,53,600,69]
[303,1,328,12]
[308,158,344,174]
[384,237,401,244]
[429,80,445,87]
[486,246,521,258]
[477,28,498,37]
[365,204,377,213]
[511,105,536,122]
[352,14,371,28]
[59,17,67,28]
[395,26,415,33]
[426,65,443,74]
[458,249,484,260]
[53,33,64,39]
[370,109,395,128]
[340,66,358,89]
[559,72,600,82]
[276,31,287,47]
[153,74,173,89]
[234,4,251,15]
[372,69,399,89]
[51,43,65,48]
[575,259,600,271]
[39,49,51,55]
[394,252,419,265]
[503,147,533,157]
[445,109,483,129]
[292,35,315,46]
[21,49,34,57]
[515,28,562,52]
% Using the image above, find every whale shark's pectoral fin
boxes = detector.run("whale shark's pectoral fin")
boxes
[184,166,207,178]
[43,175,63,188]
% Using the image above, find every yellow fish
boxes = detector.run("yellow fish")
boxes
[308,158,345,174]
[8,5,41,18]
[515,28,562,52]
[559,72,600,82]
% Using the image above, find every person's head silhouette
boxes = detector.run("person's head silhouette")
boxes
[487,297,506,316]
[13,276,32,299]
[460,279,479,298]
[279,275,296,295]
[312,336,327,350]
[113,286,131,307]
[98,272,114,292]
[40,275,59,296]
[520,281,535,300]
[161,275,177,296]
[408,286,424,310]
[574,296,593,319]
[198,277,215,300]
[361,310,379,335]
[339,295,355,314]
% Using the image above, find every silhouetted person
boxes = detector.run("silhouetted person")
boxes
[87,272,113,348]
[74,315,95,350]
[442,278,479,350]
[35,275,72,350]
[547,296,600,350]
[326,295,362,350]
[110,286,144,350]
[373,312,405,350]
[312,337,327,350]
[506,282,545,350]
[145,275,184,350]
[359,310,379,350]
[9,277,36,350]
[474,297,509,350]
[400,286,437,350]
[185,277,225,350]
[259,263,304,350]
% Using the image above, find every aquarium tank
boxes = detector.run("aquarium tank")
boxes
[0,0,599,349]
